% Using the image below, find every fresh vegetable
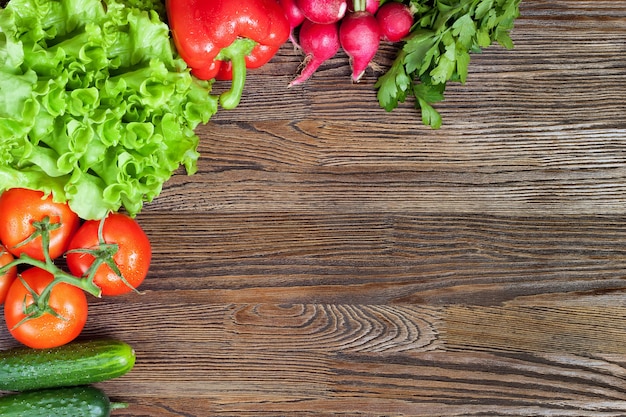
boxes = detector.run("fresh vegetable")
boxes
[279,0,307,46]
[289,20,341,86]
[0,246,17,304]
[0,0,217,220]
[286,0,521,127]
[0,188,152,346]
[339,11,381,82]
[297,0,348,24]
[376,1,413,42]
[375,0,522,128]
[289,0,380,83]
[0,339,135,392]
[0,386,127,417]
[4,267,89,349]
[0,188,80,261]
[66,213,152,296]
[166,0,290,109]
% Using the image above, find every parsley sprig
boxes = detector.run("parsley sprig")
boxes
[374,0,522,128]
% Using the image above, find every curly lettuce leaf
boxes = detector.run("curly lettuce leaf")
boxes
[0,0,217,219]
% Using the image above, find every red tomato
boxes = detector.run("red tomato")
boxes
[4,267,88,349]
[0,246,17,304]
[0,188,80,261]
[66,213,151,296]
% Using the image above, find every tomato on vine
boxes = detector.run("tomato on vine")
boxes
[0,245,17,304]
[4,267,88,349]
[66,213,152,296]
[0,188,80,261]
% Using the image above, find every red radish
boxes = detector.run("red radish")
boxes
[376,2,413,42]
[348,0,379,14]
[339,11,380,82]
[289,19,340,86]
[279,0,306,46]
[296,0,348,24]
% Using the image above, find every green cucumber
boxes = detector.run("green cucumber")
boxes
[0,385,127,417]
[0,339,135,392]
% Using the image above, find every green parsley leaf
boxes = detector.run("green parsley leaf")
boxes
[452,14,477,48]
[417,98,443,129]
[375,50,411,111]
[403,29,438,74]
[455,49,471,83]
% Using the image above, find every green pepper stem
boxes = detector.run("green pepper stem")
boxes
[220,52,247,109]
[216,38,257,110]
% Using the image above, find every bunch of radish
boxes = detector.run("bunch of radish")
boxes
[283,0,414,86]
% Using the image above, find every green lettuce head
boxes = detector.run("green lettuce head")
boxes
[0,0,217,219]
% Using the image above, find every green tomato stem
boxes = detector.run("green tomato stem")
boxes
[2,254,104,300]
[0,215,106,306]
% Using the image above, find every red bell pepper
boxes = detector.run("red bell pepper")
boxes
[166,0,290,109]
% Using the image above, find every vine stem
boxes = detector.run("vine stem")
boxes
[0,215,106,314]
[0,254,102,299]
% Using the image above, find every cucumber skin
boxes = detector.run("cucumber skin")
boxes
[0,339,135,392]
[0,386,117,417]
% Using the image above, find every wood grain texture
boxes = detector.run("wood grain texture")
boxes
[2,1,626,415]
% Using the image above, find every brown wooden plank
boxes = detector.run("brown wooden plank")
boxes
[2,1,626,415]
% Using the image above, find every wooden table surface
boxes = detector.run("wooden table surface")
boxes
[2,1,626,415]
